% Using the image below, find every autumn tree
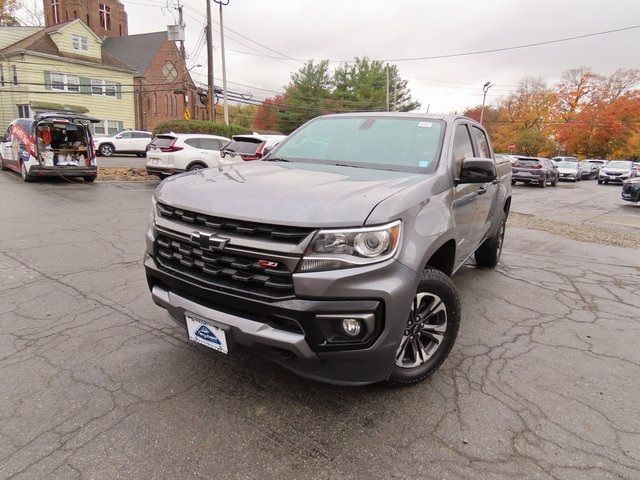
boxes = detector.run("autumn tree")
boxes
[253,95,283,132]
[0,0,20,25]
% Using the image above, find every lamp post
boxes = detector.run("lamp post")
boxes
[480,81,492,124]
[213,0,230,125]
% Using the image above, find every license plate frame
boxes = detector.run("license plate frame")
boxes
[185,315,229,354]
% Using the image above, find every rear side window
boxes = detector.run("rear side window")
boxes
[184,138,199,148]
[132,132,151,138]
[152,136,176,148]
[452,125,474,176]
[225,138,264,155]
[470,126,491,158]
[199,138,223,151]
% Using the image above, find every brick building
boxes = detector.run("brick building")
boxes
[44,0,128,39]
[103,32,206,131]
[43,0,204,131]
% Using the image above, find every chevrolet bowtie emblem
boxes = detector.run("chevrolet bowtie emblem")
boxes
[190,232,229,251]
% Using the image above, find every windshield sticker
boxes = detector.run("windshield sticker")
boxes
[417,122,433,128]
[419,160,429,168]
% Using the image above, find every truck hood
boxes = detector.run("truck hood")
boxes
[154,161,424,227]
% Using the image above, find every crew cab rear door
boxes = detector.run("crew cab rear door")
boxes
[451,123,493,265]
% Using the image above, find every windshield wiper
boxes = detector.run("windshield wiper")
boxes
[267,157,290,162]
[332,163,367,169]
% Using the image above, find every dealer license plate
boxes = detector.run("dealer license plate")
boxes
[186,315,228,354]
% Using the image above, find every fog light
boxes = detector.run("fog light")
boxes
[342,318,362,337]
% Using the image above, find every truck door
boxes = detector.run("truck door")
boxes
[469,125,498,236]
[451,123,493,265]
[0,125,16,169]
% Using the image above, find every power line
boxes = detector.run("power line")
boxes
[382,24,640,62]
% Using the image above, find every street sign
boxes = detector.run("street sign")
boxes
[183,107,191,120]
[508,143,516,151]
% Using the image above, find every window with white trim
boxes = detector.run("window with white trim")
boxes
[92,120,123,135]
[49,73,79,92]
[71,35,88,51]
[91,78,104,95]
[105,82,116,97]
[51,73,65,90]
[17,105,31,118]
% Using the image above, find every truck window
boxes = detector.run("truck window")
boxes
[470,126,491,158]
[452,125,474,177]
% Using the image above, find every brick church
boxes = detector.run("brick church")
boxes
[43,0,206,131]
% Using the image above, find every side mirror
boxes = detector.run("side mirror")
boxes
[456,157,497,184]
[0,136,5,143]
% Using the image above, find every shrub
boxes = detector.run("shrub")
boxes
[152,120,251,137]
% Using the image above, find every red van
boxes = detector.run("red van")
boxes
[0,112,99,182]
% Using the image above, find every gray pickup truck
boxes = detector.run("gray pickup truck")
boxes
[145,113,512,386]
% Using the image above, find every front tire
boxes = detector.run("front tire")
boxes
[598,179,603,184]
[538,178,546,188]
[99,144,114,157]
[551,177,557,187]
[387,267,461,386]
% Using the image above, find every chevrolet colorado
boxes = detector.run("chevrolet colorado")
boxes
[145,113,512,385]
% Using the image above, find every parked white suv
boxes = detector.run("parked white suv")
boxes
[94,130,153,157]
[145,133,236,178]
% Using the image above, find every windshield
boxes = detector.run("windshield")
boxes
[272,116,445,172]
[557,161,578,168]
[607,161,632,169]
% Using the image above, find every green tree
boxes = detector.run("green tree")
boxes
[276,60,333,133]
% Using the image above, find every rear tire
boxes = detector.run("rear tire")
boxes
[386,267,461,386]
[475,211,506,268]
[187,162,206,172]
[84,176,96,183]
[0,155,7,171]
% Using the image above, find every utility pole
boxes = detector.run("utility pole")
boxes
[214,0,230,125]
[177,2,185,60]
[205,0,215,122]
[480,81,492,124]
[385,63,390,112]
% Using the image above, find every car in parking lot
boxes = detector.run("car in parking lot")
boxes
[93,130,152,157]
[552,156,578,163]
[556,160,583,182]
[579,161,599,180]
[511,156,558,187]
[622,177,640,203]
[583,159,607,171]
[1,112,98,182]
[146,133,236,178]
[221,134,286,161]
[145,113,512,386]
[598,160,636,184]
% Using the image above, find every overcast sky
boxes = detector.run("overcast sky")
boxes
[122,0,640,113]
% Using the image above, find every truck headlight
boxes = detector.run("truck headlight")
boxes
[298,221,401,272]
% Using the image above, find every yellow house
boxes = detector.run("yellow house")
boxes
[0,19,135,135]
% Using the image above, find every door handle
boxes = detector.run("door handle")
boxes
[477,186,487,195]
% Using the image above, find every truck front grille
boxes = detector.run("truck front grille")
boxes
[154,234,295,299]
[157,203,313,244]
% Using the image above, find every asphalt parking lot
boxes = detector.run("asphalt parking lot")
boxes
[97,155,148,169]
[1,173,639,479]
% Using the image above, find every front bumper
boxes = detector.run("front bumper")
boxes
[144,252,418,385]
[28,165,97,177]
[599,174,629,183]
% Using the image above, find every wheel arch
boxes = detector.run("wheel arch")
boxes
[186,159,208,170]
[422,237,457,278]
